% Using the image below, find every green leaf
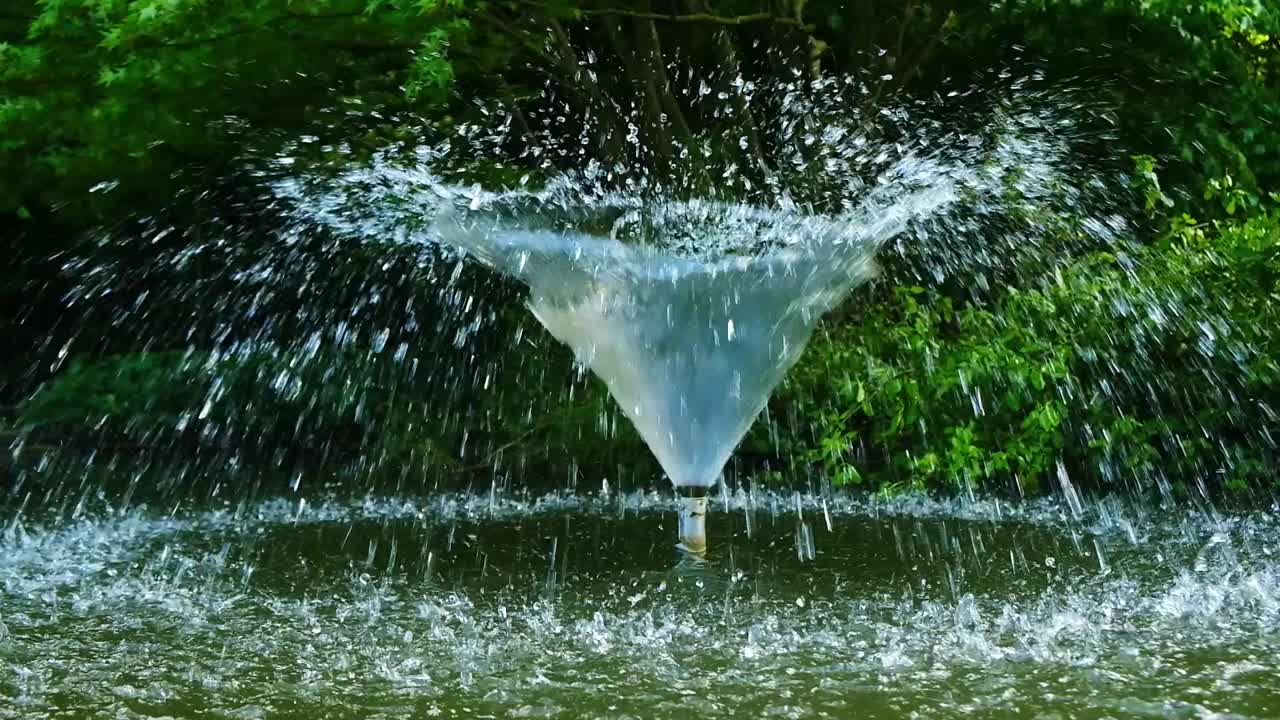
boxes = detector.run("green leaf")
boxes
[97,66,123,86]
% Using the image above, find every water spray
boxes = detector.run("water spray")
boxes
[276,87,1121,560]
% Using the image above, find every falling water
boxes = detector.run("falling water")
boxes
[261,81,1123,549]
[439,198,893,492]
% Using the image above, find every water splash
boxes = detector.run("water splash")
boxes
[2,492,1277,719]
[263,78,1125,503]
[440,209,883,491]
[13,73,1135,505]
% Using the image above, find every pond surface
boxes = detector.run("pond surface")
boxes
[2,490,1278,719]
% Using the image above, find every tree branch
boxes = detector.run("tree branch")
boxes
[0,76,81,93]
[685,0,770,172]
[545,16,629,160]
[497,77,533,136]
[896,13,954,90]
[468,10,556,65]
[579,7,814,32]
[281,11,366,21]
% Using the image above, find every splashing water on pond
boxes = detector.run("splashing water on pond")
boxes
[2,490,1279,719]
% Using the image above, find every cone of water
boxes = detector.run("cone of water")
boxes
[435,188,952,551]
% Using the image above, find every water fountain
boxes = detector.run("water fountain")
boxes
[259,82,1119,553]
[7,72,1279,720]
[434,187,954,551]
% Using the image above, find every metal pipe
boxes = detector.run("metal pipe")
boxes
[677,489,708,553]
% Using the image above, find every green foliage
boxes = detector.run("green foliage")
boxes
[782,199,1280,496]
[997,0,1280,207]
[1133,155,1175,215]
[0,0,473,220]
[751,0,1280,497]
[20,352,197,428]
[19,348,456,478]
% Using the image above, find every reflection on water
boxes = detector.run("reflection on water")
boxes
[2,490,1277,719]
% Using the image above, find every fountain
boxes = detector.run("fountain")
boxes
[435,182,957,551]
[264,83,1123,554]
[9,80,1277,720]
[6,0,1279,707]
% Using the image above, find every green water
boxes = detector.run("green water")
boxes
[1,491,1278,719]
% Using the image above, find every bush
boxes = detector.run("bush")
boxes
[18,348,454,481]
[776,202,1280,497]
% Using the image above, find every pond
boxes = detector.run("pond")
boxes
[3,490,1277,719]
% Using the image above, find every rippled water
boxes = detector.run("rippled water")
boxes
[2,490,1278,719]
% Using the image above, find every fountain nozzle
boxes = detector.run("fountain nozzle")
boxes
[677,487,708,553]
